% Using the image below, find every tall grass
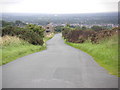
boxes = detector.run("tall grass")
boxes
[44,33,54,42]
[0,36,46,65]
[65,35,118,76]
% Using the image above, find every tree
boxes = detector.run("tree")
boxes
[25,24,45,38]
[75,26,82,30]
[91,26,103,31]
[66,24,70,27]
[2,20,14,27]
[82,26,87,30]
[55,26,64,32]
[15,20,26,26]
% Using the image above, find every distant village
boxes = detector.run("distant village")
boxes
[26,22,118,29]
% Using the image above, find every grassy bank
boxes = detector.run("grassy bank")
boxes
[65,35,118,76]
[0,35,54,65]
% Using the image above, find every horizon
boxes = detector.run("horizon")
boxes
[2,12,118,15]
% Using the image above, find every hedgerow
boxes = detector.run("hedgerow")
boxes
[2,24,45,45]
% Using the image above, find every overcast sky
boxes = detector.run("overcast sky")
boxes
[1,0,119,14]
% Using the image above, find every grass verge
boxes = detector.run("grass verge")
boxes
[0,35,54,65]
[65,35,118,76]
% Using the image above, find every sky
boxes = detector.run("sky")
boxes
[1,0,119,14]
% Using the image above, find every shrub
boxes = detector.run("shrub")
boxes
[62,28,118,44]
[2,24,45,45]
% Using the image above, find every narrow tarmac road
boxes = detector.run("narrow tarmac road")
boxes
[0,66,2,89]
[3,34,118,88]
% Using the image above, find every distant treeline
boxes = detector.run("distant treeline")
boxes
[55,24,112,33]
[2,13,118,25]
[2,21,45,45]
[2,20,26,27]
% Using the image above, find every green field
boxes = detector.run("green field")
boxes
[65,35,118,76]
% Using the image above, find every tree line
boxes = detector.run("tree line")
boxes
[54,24,111,33]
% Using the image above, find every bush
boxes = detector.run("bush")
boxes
[62,27,118,44]
[2,24,45,45]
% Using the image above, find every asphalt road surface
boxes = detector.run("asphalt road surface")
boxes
[0,66,2,89]
[2,34,118,88]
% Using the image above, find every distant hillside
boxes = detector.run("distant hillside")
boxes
[2,12,118,25]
